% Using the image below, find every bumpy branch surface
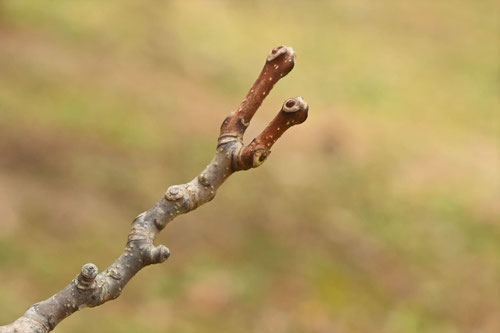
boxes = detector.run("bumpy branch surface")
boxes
[0,45,308,333]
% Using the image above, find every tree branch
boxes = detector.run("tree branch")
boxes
[0,45,308,333]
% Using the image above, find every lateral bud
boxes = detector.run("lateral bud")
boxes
[165,185,186,201]
[76,263,98,290]
[252,148,271,167]
[144,245,171,265]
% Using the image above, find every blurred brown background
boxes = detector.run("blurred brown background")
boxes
[0,0,499,332]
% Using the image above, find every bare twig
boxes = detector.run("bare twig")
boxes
[0,45,308,332]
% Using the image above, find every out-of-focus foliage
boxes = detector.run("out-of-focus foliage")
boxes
[0,1,498,332]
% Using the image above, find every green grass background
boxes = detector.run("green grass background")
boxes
[0,0,499,332]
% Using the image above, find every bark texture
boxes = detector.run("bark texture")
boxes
[0,45,308,332]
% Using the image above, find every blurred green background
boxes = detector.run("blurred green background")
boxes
[0,0,499,332]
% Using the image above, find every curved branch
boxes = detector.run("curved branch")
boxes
[0,45,309,333]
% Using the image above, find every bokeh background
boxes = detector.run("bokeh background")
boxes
[0,1,499,332]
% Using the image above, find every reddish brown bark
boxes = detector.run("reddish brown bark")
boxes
[219,45,296,142]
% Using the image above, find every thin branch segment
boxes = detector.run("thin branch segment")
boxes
[219,45,296,143]
[235,97,309,170]
[0,45,308,333]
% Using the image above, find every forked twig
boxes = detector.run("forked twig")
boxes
[0,45,309,332]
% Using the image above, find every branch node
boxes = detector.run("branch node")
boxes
[75,263,98,290]
[217,134,241,147]
[165,185,186,201]
[240,117,250,127]
[252,148,271,167]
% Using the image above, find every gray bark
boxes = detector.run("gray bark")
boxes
[0,45,308,332]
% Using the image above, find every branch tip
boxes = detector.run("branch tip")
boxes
[283,96,308,114]
[267,45,295,62]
